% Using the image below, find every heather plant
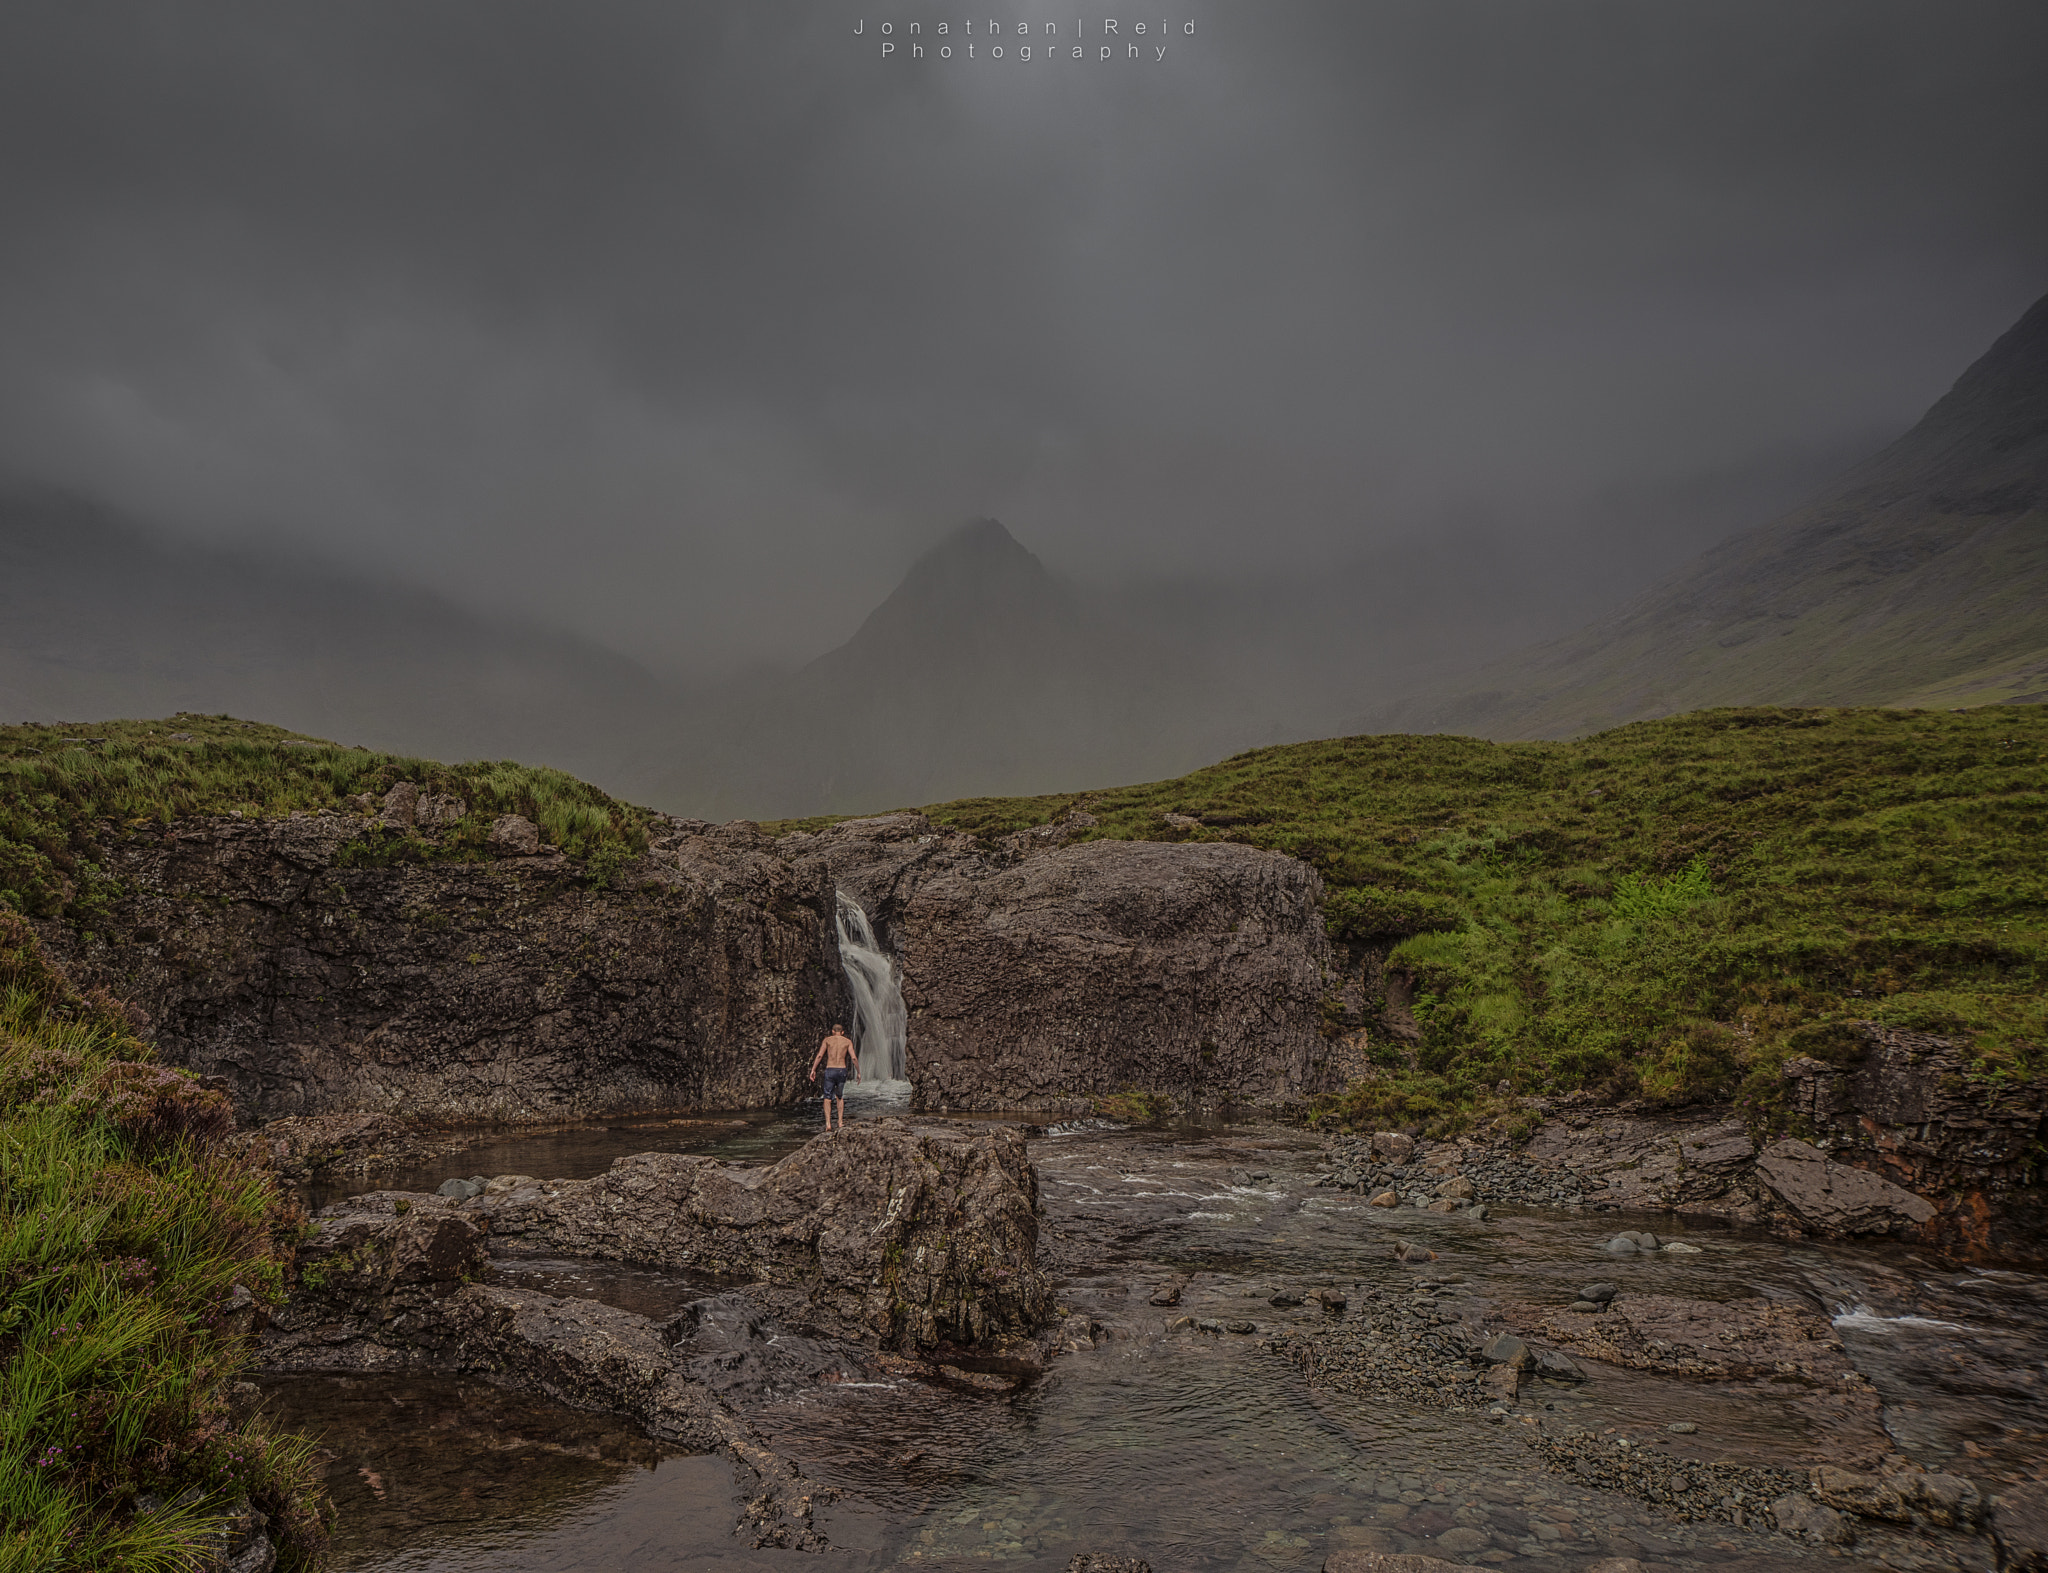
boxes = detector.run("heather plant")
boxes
[0,915,331,1570]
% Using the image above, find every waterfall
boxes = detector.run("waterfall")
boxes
[834,891,911,1095]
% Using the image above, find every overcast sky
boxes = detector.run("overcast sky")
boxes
[2,0,2045,677]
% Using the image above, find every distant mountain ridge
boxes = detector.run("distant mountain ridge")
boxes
[0,488,682,792]
[1355,289,2048,736]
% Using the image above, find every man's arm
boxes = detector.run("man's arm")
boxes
[809,1040,827,1078]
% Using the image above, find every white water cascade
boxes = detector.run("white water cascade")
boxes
[834,891,911,1097]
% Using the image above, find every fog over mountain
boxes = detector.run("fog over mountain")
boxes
[3,2,2047,812]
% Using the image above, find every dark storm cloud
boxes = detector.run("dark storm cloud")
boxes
[1,0,2044,674]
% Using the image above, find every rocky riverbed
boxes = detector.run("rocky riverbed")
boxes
[242,1109,2048,1573]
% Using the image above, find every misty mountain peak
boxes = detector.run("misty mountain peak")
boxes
[830,518,1073,667]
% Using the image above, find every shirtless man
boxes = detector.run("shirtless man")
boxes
[809,1023,860,1131]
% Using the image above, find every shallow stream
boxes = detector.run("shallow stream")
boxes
[261,1109,2046,1573]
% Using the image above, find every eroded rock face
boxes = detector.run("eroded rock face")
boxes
[785,816,1349,1112]
[35,812,843,1124]
[1780,1028,2046,1259]
[1754,1137,1938,1235]
[1514,1037,2045,1258]
[38,807,1347,1123]
[478,1119,1053,1350]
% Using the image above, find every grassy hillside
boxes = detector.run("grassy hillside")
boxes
[1352,289,2048,742]
[0,714,651,923]
[0,915,330,1569]
[920,705,2048,1133]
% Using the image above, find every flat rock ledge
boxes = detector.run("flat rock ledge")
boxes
[258,1121,1054,1549]
[1317,1026,2046,1261]
[473,1118,1053,1349]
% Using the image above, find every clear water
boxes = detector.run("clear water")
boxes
[265,1118,2041,1573]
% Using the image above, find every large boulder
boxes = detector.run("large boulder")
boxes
[1754,1138,1938,1236]
[477,1119,1053,1350]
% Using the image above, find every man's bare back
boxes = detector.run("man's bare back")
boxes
[809,1024,859,1130]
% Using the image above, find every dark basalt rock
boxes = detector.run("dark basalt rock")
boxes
[38,807,1352,1124]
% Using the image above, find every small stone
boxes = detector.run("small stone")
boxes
[1368,1190,1400,1208]
[1436,1176,1476,1201]
[1148,1282,1183,1307]
[1568,1300,1602,1313]
[1463,1204,1489,1221]
[1603,1235,1639,1255]
[1533,1348,1584,1382]
[1225,1319,1257,1335]
[1769,1493,1853,1545]
[1422,1198,1460,1214]
[1581,1282,1618,1304]
[1810,1465,1911,1523]
[1369,1132,1416,1164]
[1315,1289,1349,1312]
[1666,1421,1697,1434]
[1901,1470,1982,1528]
[1481,1333,1530,1369]
[1663,1241,1702,1254]
[487,814,542,856]
[1270,1291,1305,1307]
[1630,1230,1661,1250]
[1436,1527,1490,1554]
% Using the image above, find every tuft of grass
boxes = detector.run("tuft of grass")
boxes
[1091,1089,1174,1125]
[924,706,2048,1134]
[0,913,333,1569]
[0,713,650,919]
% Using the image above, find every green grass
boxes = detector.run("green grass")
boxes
[0,713,651,920]
[917,705,2048,1135]
[0,914,332,1570]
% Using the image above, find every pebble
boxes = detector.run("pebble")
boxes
[1667,1422,1698,1434]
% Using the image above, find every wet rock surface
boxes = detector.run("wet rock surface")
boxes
[475,1118,1053,1350]
[270,1112,2048,1573]
[260,1119,1056,1552]
[222,1110,470,1183]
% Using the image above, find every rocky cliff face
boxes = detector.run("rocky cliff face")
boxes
[36,801,1346,1123]
[35,810,842,1124]
[782,812,1351,1113]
